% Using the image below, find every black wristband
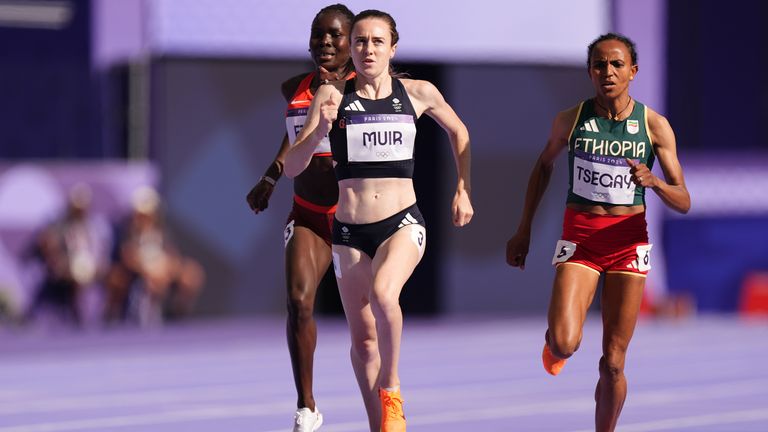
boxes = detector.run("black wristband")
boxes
[260,175,277,186]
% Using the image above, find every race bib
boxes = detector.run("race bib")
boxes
[636,244,652,272]
[284,220,295,248]
[332,251,342,279]
[572,150,635,205]
[409,225,426,256]
[345,114,416,162]
[286,109,331,154]
[552,240,577,265]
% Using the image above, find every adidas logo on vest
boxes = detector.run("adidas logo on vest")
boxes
[344,100,365,111]
[579,118,600,132]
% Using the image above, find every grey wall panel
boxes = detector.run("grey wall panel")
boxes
[151,59,310,316]
[150,59,591,317]
[442,65,592,315]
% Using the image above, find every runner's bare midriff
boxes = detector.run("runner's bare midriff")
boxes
[336,178,416,224]
[567,202,645,216]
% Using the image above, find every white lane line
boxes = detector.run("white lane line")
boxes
[0,405,269,432]
[0,397,353,432]
[0,374,581,416]
[311,379,768,432]
[570,408,768,432]
[6,378,767,432]
[262,420,368,432]
[0,384,258,415]
[264,397,596,432]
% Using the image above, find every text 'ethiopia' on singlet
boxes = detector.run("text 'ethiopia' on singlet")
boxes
[567,99,655,206]
[329,77,418,180]
[285,72,355,157]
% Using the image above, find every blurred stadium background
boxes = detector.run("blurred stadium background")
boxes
[3,1,768,431]
[1,0,768,323]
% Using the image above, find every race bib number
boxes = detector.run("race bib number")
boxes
[552,240,577,265]
[409,225,426,257]
[284,220,295,248]
[345,114,416,162]
[332,251,342,279]
[286,109,331,154]
[636,244,652,272]
[572,150,635,205]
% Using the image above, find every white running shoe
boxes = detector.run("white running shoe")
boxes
[292,407,323,432]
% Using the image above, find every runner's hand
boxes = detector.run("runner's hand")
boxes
[452,189,474,227]
[506,231,530,270]
[625,158,656,188]
[246,179,274,213]
[318,66,340,83]
[317,96,338,137]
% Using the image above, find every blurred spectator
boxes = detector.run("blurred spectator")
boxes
[104,186,204,326]
[26,183,112,326]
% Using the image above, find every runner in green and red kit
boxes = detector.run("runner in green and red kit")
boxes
[506,33,691,432]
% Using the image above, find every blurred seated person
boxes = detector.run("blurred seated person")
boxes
[104,186,204,325]
[27,183,111,326]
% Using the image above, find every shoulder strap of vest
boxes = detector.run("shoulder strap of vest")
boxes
[341,78,356,105]
[291,72,316,100]
[567,101,586,145]
[391,77,405,94]
[638,101,655,150]
[392,77,418,117]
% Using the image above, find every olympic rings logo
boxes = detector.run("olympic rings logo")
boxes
[375,151,391,158]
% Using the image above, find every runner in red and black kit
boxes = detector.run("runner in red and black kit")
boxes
[245,5,355,431]
[506,33,690,432]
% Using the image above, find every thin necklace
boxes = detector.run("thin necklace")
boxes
[594,97,632,121]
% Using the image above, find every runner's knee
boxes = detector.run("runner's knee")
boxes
[548,329,581,359]
[286,282,315,321]
[350,334,378,363]
[599,355,625,380]
[369,287,401,318]
[602,342,628,368]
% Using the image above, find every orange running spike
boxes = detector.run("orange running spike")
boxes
[379,387,406,432]
[542,344,567,376]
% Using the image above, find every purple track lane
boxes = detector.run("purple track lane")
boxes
[0,316,766,431]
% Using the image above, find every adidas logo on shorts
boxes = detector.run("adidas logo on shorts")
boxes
[397,212,419,228]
